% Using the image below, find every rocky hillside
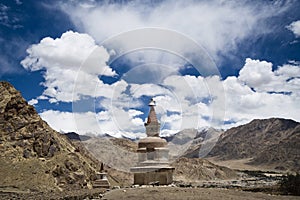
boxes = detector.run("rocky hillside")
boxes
[207,118,300,172]
[172,157,237,181]
[0,81,102,193]
[79,137,141,186]
[166,128,223,159]
[81,137,138,173]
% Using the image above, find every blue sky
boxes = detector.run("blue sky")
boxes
[1,0,300,138]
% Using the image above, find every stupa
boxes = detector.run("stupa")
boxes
[130,98,174,185]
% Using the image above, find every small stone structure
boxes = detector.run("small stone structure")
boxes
[93,172,110,188]
[93,163,110,188]
[130,98,174,185]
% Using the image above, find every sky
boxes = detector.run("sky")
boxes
[1,0,300,139]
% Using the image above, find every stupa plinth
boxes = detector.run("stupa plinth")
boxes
[130,98,174,185]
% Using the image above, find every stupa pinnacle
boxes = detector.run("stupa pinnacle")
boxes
[145,98,160,137]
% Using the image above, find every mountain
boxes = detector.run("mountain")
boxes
[172,157,237,181]
[207,118,300,172]
[81,137,138,173]
[81,134,237,183]
[0,81,102,193]
[166,128,223,159]
[64,132,92,141]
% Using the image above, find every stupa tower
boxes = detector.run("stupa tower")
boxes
[145,98,160,137]
[130,98,174,185]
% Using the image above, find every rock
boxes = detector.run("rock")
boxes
[0,81,104,192]
[65,159,79,171]
[23,149,31,158]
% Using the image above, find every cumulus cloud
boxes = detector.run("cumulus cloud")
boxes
[20,1,300,138]
[222,58,300,127]
[238,58,300,95]
[238,58,274,90]
[22,30,300,137]
[287,20,300,38]
[21,31,117,102]
[37,57,300,138]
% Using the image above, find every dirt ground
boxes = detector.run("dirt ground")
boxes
[102,187,300,200]
[206,157,273,171]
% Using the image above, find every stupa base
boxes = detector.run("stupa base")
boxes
[131,166,174,185]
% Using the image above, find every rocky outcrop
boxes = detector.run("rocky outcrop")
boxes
[0,81,101,192]
[0,82,60,158]
[207,118,300,172]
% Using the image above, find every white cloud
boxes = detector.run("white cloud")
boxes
[222,59,300,126]
[21,31,117,103]
[130,83,170,98]
[40,109,145,139]
[275,63,300,78]
[59,0,291,63]
[121,61,180,84]
[238,58,274,90]
[19,1,300,139]
[28,98,38,105]
[238,58,300,94]
[287,20,300,38]
[128,109,143,118]
[40,110,78,133]
[39,58,300,137]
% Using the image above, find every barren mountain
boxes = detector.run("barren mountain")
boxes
[81,137,139,173]
[81,134,238,183]
[172,157,237,181]
[207,118,300,172]
[166,128,223,159]
[77,137,137,186]
[0,81,102,193]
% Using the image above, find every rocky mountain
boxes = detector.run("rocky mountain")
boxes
[207,118,300,172]
[166,128,223,159]
[81,134,238,183]
[0,81,102,193]
[81,137,139,173]
[63,132,91,141]
[172,157,237,181]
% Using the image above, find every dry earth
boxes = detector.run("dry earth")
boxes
[102,187,300,200]
[206,157,276,171]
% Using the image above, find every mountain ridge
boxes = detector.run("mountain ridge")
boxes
[207,118,300,172]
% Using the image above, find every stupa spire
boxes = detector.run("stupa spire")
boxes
[146,98,158,124]
[145,98,160,137]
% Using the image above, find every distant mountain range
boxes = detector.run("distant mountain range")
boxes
[67,118,300,172]
[165,128,223,159]
[207,118,300,172]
